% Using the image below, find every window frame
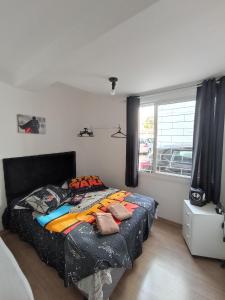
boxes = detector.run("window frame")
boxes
[139,87,196,179]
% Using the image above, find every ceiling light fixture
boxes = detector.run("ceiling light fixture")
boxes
[109,77,118,96]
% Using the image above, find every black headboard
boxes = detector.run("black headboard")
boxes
[3,151,76,204]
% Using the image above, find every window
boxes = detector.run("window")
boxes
[139,95,196,177]
[139,105,154,172]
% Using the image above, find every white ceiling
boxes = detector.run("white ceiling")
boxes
[1,0,225,95]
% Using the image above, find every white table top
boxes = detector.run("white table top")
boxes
[184,199,219,216]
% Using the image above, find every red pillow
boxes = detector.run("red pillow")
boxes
[68,175,107,193]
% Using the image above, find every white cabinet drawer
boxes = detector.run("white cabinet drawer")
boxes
[183,222,191,247]
[183,203,192,227]
[184,204,191,219]
[183,210,191,226]
[183,201,192,248]
[182,200,225,260]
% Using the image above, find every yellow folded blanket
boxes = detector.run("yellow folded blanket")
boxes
[46,191,131,233]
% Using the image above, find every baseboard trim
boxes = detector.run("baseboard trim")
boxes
[157,217,182,229]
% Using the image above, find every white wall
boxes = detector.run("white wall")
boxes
[0,82,87,230]
[76,94,190,224]
[1,82,221,228]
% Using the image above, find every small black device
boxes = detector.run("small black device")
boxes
[189,187,207,207]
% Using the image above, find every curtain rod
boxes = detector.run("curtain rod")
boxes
[140,76,223,99]
[140,82,200,98]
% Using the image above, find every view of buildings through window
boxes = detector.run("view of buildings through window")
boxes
[139,100,196,176]
[139,105,154,172]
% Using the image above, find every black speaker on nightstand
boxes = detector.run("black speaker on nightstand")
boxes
[189,187,207,207]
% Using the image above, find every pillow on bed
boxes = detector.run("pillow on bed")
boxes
[61,181,69,189]
[19,185,71,214]
[68,175,107,194]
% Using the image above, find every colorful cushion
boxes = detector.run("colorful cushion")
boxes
[68,175,107,194]
[19,185,71,214]
[61,181,69,189]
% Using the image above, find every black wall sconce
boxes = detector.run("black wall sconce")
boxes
[78,127,94,137]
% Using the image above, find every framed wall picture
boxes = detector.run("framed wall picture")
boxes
[17,114,46,134]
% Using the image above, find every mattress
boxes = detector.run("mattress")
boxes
[0,237,34,300]
[7,189,157,299]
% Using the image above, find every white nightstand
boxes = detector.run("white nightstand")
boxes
[183,200,225,260]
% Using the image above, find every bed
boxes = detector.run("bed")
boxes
[0,237,34,300]
[2,151,157,300]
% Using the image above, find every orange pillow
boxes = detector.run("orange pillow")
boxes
[68,175,107,193]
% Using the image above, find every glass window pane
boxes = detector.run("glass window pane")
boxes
[139,105,154,172]
[156,100,195,176]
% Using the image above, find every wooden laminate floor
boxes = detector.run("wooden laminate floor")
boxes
[1,219,225,300]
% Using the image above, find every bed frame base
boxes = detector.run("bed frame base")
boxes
[79,268,126,300]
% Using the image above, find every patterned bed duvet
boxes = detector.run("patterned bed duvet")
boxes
[8,188,157,286]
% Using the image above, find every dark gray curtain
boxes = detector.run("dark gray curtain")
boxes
[191,77,225,204]
[125,96,140,187]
